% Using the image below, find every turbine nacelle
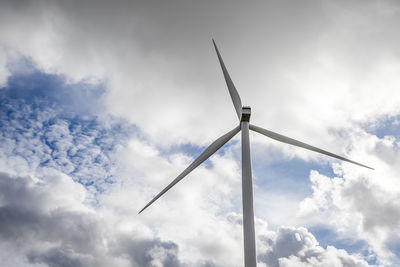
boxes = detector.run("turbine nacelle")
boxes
[241,106,251,122]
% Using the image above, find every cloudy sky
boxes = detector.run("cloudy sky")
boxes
[1,0,400,266]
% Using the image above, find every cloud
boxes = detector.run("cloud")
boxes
[1,1,400,266]
[1,0,400,148]
[258,226,370,267]
[297,128,400,266]
[0,66,242,266]
[0,69,380,265]
[1,170,373,267]
[0,68,134,199]
[0,67,242,266]
[0,171,189,267]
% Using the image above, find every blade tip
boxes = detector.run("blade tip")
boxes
[212,39,218,50]
[361,163,374,170]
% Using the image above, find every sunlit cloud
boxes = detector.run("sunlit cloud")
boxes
[1,0,400,266]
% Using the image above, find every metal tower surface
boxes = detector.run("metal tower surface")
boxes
[139,40,373,267]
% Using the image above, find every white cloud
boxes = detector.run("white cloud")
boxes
[1,0,400,266]
[298,128,400,266]
[258,226,370,267]
[0,0,399,148]
[0,169,373,267]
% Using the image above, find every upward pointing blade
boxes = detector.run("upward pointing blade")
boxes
[138,125,241,214]
[213,39,243,120]
[249,124,374,170]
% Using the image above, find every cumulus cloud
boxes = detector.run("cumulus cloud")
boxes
[1,171,373,267]
[297,127,400,266]
[1,0,400,266]
[0,171,189,267]
[257,226,370,267]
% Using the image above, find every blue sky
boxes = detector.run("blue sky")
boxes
[0,64,124,189]
[1,1,400,267]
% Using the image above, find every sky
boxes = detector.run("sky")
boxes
[0,0,400,266]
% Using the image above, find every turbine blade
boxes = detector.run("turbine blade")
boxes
[249,124,374,170]
[139,125,241,214]
[213,39,243,120]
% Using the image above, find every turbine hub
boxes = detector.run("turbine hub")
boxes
[241,106,251,122]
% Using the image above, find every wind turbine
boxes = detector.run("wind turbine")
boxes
[139,40,373,267]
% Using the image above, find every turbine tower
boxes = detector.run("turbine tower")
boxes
[139,40,373,267]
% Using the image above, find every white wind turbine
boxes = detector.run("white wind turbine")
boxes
[139,40,373,267]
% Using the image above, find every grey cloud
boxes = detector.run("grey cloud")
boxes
[0,173,101,263]
[3,0,400,147]
[258,226,370,267]
[116,237,182,267]
[0,172,185,267]
[28,248,84,267]
[343,177,400,232]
